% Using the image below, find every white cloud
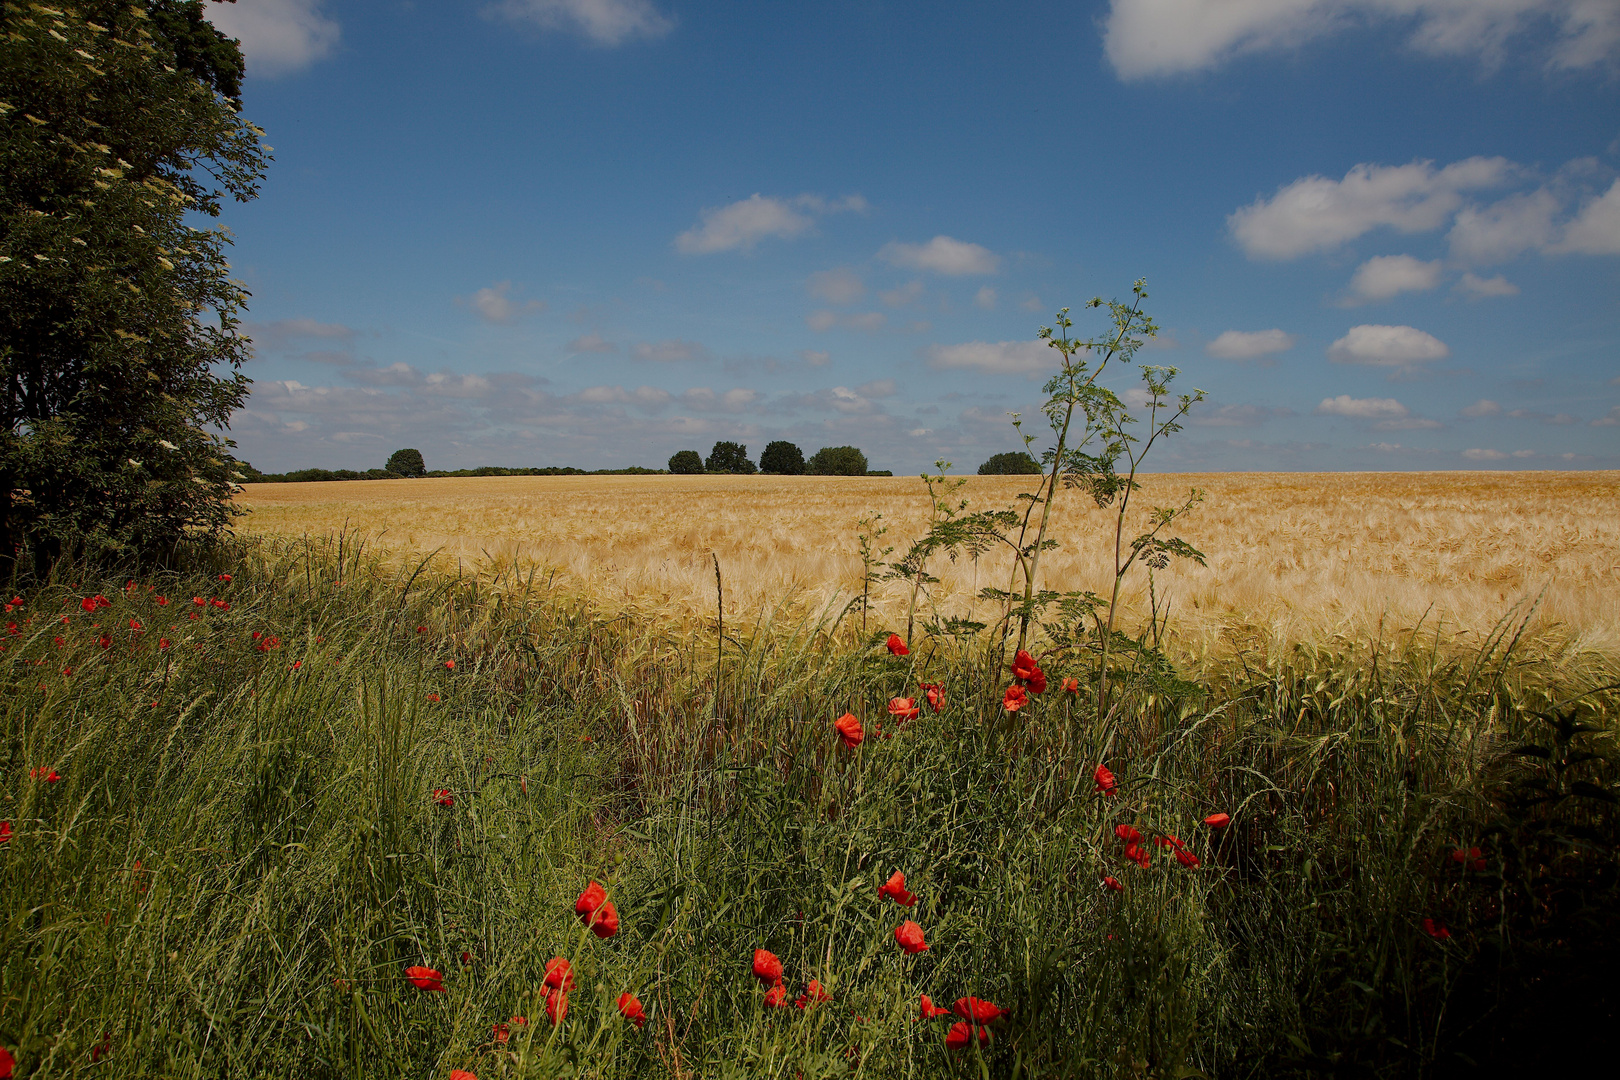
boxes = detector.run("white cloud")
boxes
[1018,294,1044,312]
[1592,406,1620,426]
[1550,179,1620,254]
[1327,324,1450,367]
[880,281,925,307]
[878,236,1001,276]
[1229,157,1511,259]
[676,194,864,255]
[807,268,865,304]
[1448,188,1561,263]
[975,286,998,310]
[632,339,708,362]
[1206,328,1297,360]
[1192,403,1295,426]
[1102,0,1620,81]
[799,349,831,367]
[566,333,617,353]
[468,281,545,324]
[1316,394,1414,420]
[679,387,761,412]
[206,0,339,78]
[806,311,886,332]
[244,317,355,353]
[486,0,674,46]
[1455,272,1520,298]
[1460,399,1501,418]
[1512,449,1536,457]
[924,340,1052,376]
[1507,408,1580,424]
[1344,254,1443,303]
[1463,447,1508,460]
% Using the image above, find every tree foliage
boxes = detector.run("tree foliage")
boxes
[667,449,703,474]
[807,445,867,476]
[977,451,1041,475]
[705,441,755,475]
[759,439,804,475]
[385,448,425,478]
[0,0,267,568]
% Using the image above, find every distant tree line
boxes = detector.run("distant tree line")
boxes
[239,448,666,483]
[668,441,889,476]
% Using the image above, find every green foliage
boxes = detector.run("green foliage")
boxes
[976,451,1041,475]
[667,449,704,474]
[705,441,756,475]
[0,0,269,567]
[759,440,805,475]
[386,448,426,478]
[807,445,867,476]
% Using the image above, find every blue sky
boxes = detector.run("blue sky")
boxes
[207,0,1620,474]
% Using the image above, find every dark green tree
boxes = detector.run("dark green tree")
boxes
[705,441,756,475]
[667,449,704,474]
[807,445,868,476]
[977,451,1042,475]
[759,440,805,475]
[386,448,426,478]
[0,0,267,569]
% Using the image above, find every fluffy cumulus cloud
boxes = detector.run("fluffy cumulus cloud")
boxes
[1102,0,1620,80]
[486,0,674,46]
[878,236,1001,276]
[1462,447,1509,460]
[676,194,865,255]
[1455,272,1520,298]
[1460,398,1502,418]
[1327,324,1450,368]
[923,340,1053,376]
[807,268,865,304]
[1316,394,1442,429]
[206,0,340,77]
[806,311,887,332]
[1549,179,1620,254]
[1206,328,1296,360]
[1344,254,1443,303]
[466,281,546,324]
[566,333,617,353]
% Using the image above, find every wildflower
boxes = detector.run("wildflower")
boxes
[1002,684,1028,712]
[159,638,171,650]
[1062,676,1080,693]
[0,1044,12,1078]
[795,979,831,1009]
[1154,835,1185,849]
[210,599,229,610]
[1113,824,1141,844]
[1174,848,1201,868]
[920,681,944,712]
[451,1071,477,1080]
[1451,846,1486,872]
[894,920,929,954]
[90,1033,111,1062]
[433,788,454,808]
[30,767,60,783]
[953,997,1005,1024]
[218,574,232,583]
[444,660,456,670]
[417,625,427,633]
[575,880,620,937]
[53,636,64,648]
[0,822,10,843]
[544,987,567,1025]
[1012,650,1038,681]
[98,635,111,649]
[833,712,864,748]
[80,597,96,613]
[888,696,920,722]
[405,965,445,991]
[427,692,440,702]
[617,991,647,1027]
[763,983,789,1007]
[1103,875,1124,892]
[1026,668,1047,694]
[1094,764,1117,795]
[543,957,575,992]
[155,596,168,606]
[511,1015,528,1028]
[885,633,910,656]
[1203,812,1230,828]
[192,597,205,607]
[1125,842,1150,869]
[752,948,783,985]
[1422,918,1451,940]
[128,619,141,630]
[946,1021,991,1049]
[919,994,951,1019]
[878,869,916,907]
[460,950,472,967]
[291,660,302,670]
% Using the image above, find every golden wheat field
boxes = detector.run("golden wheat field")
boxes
[235,471,1620,658]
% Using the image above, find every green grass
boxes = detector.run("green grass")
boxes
[2,536,1616,1078]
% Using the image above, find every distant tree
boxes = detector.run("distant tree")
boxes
[386,448,427,477]
[807,446,868,476]
[759,440,805,475]
[668,450,704,474]
[705,441,757,475]
[978,451,1042,475]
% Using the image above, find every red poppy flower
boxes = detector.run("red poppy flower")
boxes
[616,991,647,1027]
[794,979,831,1009]
[53,636,64,648]
[405,965,445,991]
[511,1015,528,1027]
[885,633,909,656]
[30,767,59,783]
[919,994,951,1019]
[833,712,864,748]
[210,599,229,610]
[1422,918,1451,940]
[543,957,575,992]
[155,596,168,606]
[451,1071,477,1080]
[763,983,789,1008]
[128,619,141,630]
[417,625,427,633]
[1154,835,1185,849]
[752,948,783,984]
[1174,848,1201,868]
[575,881,619,936]
[79,597,95,613]
[432,789,454,807]
[290,661,302,670]
[159,638,171,650]
[1113,824,1141,844]
[0,822,10,843]
[894,920,929,954]
[544,987,567,1025]
[888,697,920,721]
[878,870,917,907]
[954,997,1005,1024]
[460,950,472,967]
[1451,846,1486,871]
[97,634,111,649]
[945,1021,991,1049]
[1062,676,1080,693]
[444,660,455,670]
[1203,813,1230,828]
[590,899,620,937]
[1103,875,1124,892]
[1011,650,1038,681]
[1026,668,1047,695]
[0,1046,12,1078]
[1002,684,1028,712]
[1125,842,1150,869]
[90,1032,111,1062]
[218,574,232,583]
[427,692,440,702]
[920,682,944,712]
[1094,764,1117,795]
[192,597,205,607]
